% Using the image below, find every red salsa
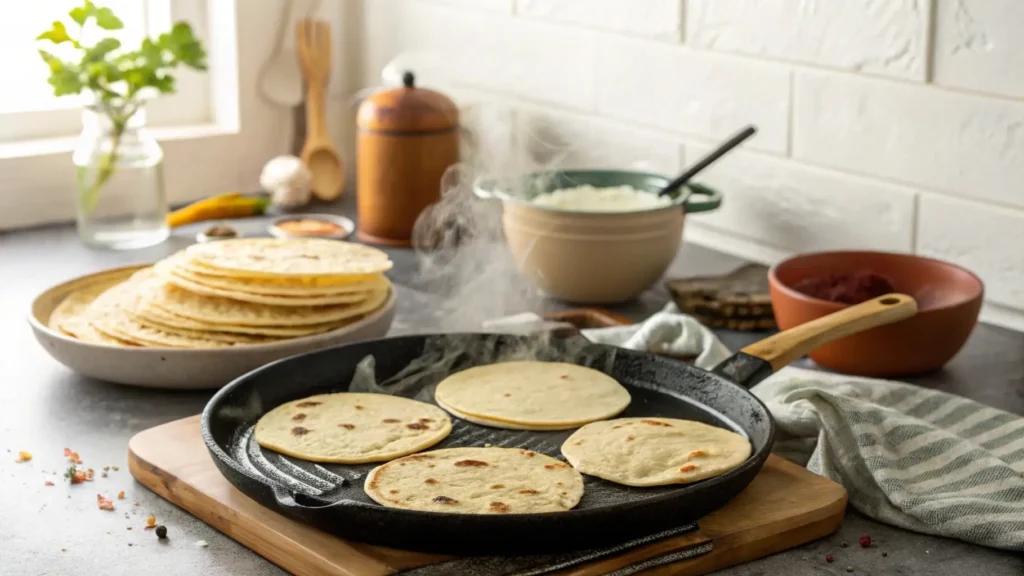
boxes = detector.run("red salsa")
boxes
[793,271,895,305]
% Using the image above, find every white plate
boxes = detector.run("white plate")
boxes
[28,265,396,390]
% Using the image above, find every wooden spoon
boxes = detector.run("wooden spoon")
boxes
[297,19,344,201]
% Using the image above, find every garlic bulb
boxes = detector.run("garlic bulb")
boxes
[260,155,313,209]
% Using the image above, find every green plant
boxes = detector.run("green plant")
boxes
[37,1,207,213]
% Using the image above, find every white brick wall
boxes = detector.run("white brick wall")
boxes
[360,0,1024,331]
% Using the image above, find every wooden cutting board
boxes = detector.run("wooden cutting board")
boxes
[128,416,847,576]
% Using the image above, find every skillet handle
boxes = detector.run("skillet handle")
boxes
[712,293,917,387]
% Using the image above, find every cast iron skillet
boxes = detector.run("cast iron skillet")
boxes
[202,294,915,554]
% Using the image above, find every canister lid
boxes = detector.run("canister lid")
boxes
[357,71,458,132]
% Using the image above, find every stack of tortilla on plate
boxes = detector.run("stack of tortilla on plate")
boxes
[47,238,393,348]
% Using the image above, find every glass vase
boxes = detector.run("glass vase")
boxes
[72,102,168,250]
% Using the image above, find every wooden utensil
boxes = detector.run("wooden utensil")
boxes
[258,0,307,107]
[658,125,757,197]
[297,19,344,201]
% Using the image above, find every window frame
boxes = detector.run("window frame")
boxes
[0,0,282,230]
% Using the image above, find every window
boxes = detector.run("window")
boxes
[0,0,211,145]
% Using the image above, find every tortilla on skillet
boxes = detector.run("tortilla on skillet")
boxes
[560,417,752,487]
[364,447,584,514]
[433,361,630,430]
[254,393,452,464]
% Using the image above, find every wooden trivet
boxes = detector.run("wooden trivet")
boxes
[666,264,776,331]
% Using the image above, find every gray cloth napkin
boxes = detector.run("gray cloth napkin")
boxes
[567,308,1024,552]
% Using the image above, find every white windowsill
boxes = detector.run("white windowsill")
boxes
[0,122,240,160]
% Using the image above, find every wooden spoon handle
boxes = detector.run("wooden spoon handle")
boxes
[304,79,326,142]
[741,293,917,371]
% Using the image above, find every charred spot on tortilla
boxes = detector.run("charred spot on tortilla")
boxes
[338,423,355,429]
[291,426,311,436]
[389,489,399,494]
[489,501,510,513]
[424,478,438,485]
[295,401,322,408]
[291,413,307,422]
[680,463,699,472]
[419,418,434,423]
[490,483,504,489]
[406,422,428,430]
[641,419,672,427]
[406,454,435,461]
[518,489,539,495]
[521,450,536,457]
[454,459,489,467]
[626,434,636,441]
[688,450,707,458]
[432,495,458,505]
[544,462,569,470]
[381,418,400,423]
[355,405,365,410]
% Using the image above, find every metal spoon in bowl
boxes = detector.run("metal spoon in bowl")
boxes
[658,125,757,197]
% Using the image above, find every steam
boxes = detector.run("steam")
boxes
[346,93,622,393]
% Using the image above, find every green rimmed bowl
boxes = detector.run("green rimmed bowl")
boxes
[474,169,723,304]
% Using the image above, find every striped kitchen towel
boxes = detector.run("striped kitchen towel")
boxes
[751,368,1024,551]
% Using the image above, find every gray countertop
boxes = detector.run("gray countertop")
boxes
[3,212,1024,576]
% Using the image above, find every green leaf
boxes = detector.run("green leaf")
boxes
[159,22,207,70]
[83,37,121,63]
[69,1,95,26]
[138,38,164,68]
[37,49,64,73]
[94,6,124,30]
[152,74,175,94]
[49,66,83,96]
[37,21,72,44]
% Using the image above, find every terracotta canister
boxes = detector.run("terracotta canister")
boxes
[356,71,459,246]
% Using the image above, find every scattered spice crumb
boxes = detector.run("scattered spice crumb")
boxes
[97,494,115,511]
[118,491,125,500]
[44,480,54,486]
[112,466,119,471]
[103,466,110,472]
[101,472,107,478]
[156,525,168,539]
[64,466,88,484]
[127,526,132,531]
[61,548,67,552]
[882,551,888,557]
[846,567,854,573]
[145,515,157,528]
[825,554,834,563]
[16,451,32,462]
[63,448,82,465]
[195,540,208,548]
[859,534,872,548]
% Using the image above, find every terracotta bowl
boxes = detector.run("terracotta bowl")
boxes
[475,169,722,304]
[769,251,983,377]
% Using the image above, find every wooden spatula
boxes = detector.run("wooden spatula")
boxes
[297,19,344,201]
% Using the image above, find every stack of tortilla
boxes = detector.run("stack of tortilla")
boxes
[47,238,394,348]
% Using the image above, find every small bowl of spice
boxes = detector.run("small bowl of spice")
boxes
[196,224,241,243]
[269,214,354,240]
[769,251,983,376]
